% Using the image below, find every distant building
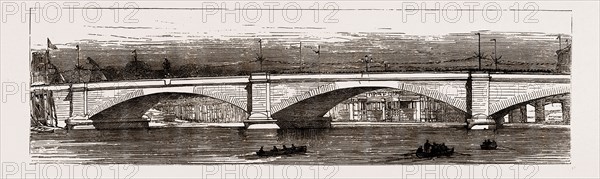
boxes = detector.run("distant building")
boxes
[154,97,248,123]
[328,89,465,123]
[544,103,563,121]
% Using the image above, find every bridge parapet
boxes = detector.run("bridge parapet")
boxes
[269,73,470,82]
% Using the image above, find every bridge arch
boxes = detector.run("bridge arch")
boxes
[88,86,247,118]
[271,81,467,119]
[488,85,570,116]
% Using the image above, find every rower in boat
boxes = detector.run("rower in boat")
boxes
[257,146,265,155]
[256,144,308,157]
[416,146,424,153]
[416,140,454,158]
[424,140,431,153]
[480,139,498,150]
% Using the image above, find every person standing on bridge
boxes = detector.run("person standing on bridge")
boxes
[163,58,171,78]
[132,49,138,61]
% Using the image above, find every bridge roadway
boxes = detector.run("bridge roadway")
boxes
[30,72,570,130]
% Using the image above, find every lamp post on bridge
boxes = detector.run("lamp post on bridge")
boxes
[255,39,266,72]
[475,32,482,71]
[299,41,303,73]
[490,39,502,71]
[76,45,81,83]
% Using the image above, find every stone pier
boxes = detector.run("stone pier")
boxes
[244,73,279,129]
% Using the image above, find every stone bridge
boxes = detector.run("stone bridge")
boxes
[30,72,570,129]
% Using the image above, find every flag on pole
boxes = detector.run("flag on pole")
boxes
[47,38,58,50]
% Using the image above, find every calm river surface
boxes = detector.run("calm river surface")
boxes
[30,125,570,165]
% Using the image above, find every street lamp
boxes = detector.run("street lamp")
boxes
[475,32,482,70]
[258,39,262,54]
[490,39,497,70]
[488,39,503,71]
[299,41,303,73]
[76,45,81,83]
[255,39,266,71]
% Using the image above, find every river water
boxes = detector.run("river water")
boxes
[30,125,570,165]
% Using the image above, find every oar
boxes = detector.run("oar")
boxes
[454,152,472,156]
[499,146,517,150]
[382,154,420,163]
[398,152,415,156]
[382,157,410,163]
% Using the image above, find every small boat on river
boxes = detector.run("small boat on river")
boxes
[416,147,454,158]
[415,140,454,158]
[256,145,307,157]
[480,139,498,150]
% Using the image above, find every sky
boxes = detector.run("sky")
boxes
[24,1,573,70]
[30,1,572,47]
